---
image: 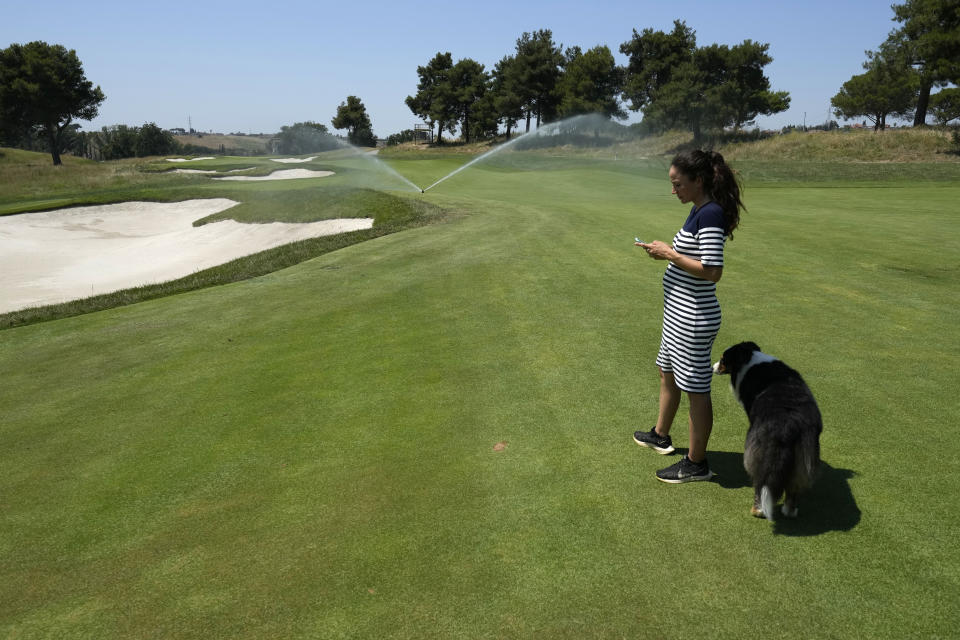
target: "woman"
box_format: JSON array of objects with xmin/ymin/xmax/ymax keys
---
[{"xmin": 633, "ymin": 149, "xmax": 744, "ymax": 483}]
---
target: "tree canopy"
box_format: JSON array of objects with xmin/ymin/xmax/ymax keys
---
[
  {"xmin": 331, "ymin": 96, "xmax": 376, "ymax": 147},
  {"xmin": 831, "ymin": 45, "xmax": 918, "ymax": 130},
  {"xmin": 890, "ymin": 0, "xmax": 960, "ymax": 125},
  {"xmin": 405, "ymin": 52, "xmax": 456, "ymax": 143},
  {"xmin": 272, "ymin": 121, "xmax": 338, "ymax": 155},
  {"xmin": 557, "ymin": 45, "xmax": 626, "ymax": 120},
  {"xmin": 929, "ymin": 86, "xmax": 960, "ymax": 125},
  {"xmin": 619, "ymin": 21, "xmax": 788, "ymax": 141},
  {"xmin": 0, "ymin": 41, "xmax": 105, "ymax": 165},
  {"xmin": 511, "ymin": 30, "xmax": 564, "ymax": 131}
]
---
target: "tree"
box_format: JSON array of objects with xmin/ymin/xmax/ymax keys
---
[
  {"xmin": 557, "ymin": 45, "xmax": 626, "ymax": 120},
  {"xmin": 272, "ymin": 121, "xmax": 337, "ymax": 155},
  {"xmin": 135, "ymin": 122, "xmax": 177, "ymax": 157},
  {"xmin": 621, "ymin": 23, "xmax": 787, "ymax": 139},
  {"xmin": 620, "ymin": 20, "xmax": 697, "ymax": 124},
  {"xmin": 890, "ymin": 0, "xmax": 960, "ymax": 125},
  {"xmin": 512, "ymin": 30, "xmax": 564, "ymax": 131},
  {"xmin": 491, "ymin": 55, "xmax": 525, "ymax": 139},
  {"xmin": 331, "ymin": 96, "xmax": 376, "ymax": 147},
  {"xmin": 446, "ymin": 58, "xmax": 490, "ymax": 143},
  {"xmin": 0, "ymin": 41, "xmax": 105, "ymax": 165},
  {"xmin": 98, "ymin": 125, "xmax": 138, "ymax": 160},
  {"xmin": 831, "ymin": 48, "xmax": 918, "ymax": 130},
  {"xmin": 405, "ymin": 52, "xmax": 456, "ymax": 143},
  {"xmin": 718, "ymin": 40, "xmax": 791, "ymax": 130},
  {"xmin": 929, "ymin": 87, "xmax": 960, "ymax": 125}
]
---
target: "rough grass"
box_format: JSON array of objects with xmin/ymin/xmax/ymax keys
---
[
  {"xmin": 382, "ymin": 126, "xmax": 960, "ymax": 163},
  {"xmin": 721, "ymin": 126, "xmax": 959, "ymax": 162}
]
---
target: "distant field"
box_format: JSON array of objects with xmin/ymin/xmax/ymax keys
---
[{"xmin": 173, "ymin": 133, "xmax": 272, "ymax": 153}]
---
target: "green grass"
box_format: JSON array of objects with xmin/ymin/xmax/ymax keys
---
[
  {"xmin": 0, "ymin": 149, "xmax": 446, "ymax": 328},
  {"xmin": 1, "ymin": 144, "xmax": 958, "ymax": 638}
]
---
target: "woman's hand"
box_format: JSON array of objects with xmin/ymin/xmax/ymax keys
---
[{"xmin": 638, "ymin": 240, "xmax": 675, "ymax": 261}]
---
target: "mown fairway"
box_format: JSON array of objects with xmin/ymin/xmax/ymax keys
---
[{"xmin": 1, "ymin": 148, "xmax": 958, "ymax": 638}]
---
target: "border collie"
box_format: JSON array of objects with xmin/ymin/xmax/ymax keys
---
[{"xmin": 713, "ymin": 342, "xmax": 823, "ymax": 521}]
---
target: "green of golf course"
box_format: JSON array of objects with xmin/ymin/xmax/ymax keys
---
[{"xmin": 1, "ymin": 141, "xmax": 958, "ymax": 638}]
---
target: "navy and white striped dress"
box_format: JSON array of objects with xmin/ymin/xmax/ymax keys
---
[{"xmin": 655, "ymin": 202, "xmax": 726, "ymax": 393}]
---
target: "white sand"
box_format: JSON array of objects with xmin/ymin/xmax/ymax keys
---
[
  {"xmin": 165, "ymin": 157, "xmax": 215, "ymax": 162},
  {"xmin": 271, "ymin": 156, "xmax": 317, "ymax": 163},
  {"xmin": 0, "ymin": 199, "xmax": 373, "ymax": 313},
  {"xmin": 214, "ymin": 169, "xmax": 335, "ymax": 181},
  {"xmin": 172, "ymin": 168, "xmax": 254, "ymax": 174}
]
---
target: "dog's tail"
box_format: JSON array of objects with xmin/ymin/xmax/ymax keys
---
[{"xmin": 760, "ymin": 486, "xmax": 775, "ymax": 521}]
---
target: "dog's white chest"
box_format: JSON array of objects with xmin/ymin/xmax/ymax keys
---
[{"xmin": 733, "ymin": 351, "xmax": 778, "ymax": 398}]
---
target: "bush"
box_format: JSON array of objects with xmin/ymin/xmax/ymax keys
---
[
  {"xmin": 272, "ymin": 122, "xmax": 340, "ymax": 155},
  {"xmin": 387, "ymin": 129, "xmax": 416, "ymax": 146}
]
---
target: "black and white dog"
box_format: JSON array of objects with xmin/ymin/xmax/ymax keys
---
[{"xmin": 713, "ymin": 342, "xmax": 823, "ymax": 521}]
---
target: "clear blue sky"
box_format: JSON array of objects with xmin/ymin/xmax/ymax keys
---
[{"xmin": 2, "ymin": 0, "xmax": 905, "ymax": 137}]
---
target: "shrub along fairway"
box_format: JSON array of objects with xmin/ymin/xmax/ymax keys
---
[{"xmin": 1, "ymin": 146, "xmax": 958, "ymax": 638}]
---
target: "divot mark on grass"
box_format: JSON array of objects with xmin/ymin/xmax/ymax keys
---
[{"xmin": 493, "ymin": 441, "xmax": 507, "ymax": 452}]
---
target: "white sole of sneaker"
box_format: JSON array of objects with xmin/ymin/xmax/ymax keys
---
[
  {"xmin": 633, "ymin": 436, "xmax": 675, "ymax": 455},
  {"xmin": 656, "ymin": 471, "xmax": 715, "ymax": 484}
]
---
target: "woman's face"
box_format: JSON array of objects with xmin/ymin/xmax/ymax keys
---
[{"xmin": 669, "ymin": 165, "xmax": 704, "ymax": 205}]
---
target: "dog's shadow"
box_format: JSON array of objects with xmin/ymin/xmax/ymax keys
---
[{"xmin": 706, "ymin": 450, "xmax": 861, "ymax": 536}]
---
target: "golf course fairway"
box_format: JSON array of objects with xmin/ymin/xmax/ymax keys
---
[{"xmin": 1, "ymin": 150, "xmax": 958, "ymax": 638}]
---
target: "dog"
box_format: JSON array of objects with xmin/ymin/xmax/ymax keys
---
[{"xmin": 713, "ymin": 342, "xmax": 822, "ymax": 521}]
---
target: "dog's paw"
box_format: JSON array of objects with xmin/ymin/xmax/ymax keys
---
[
  {"xmin": 750, "ymin": 505, "xmax": 766, "ymax": 518},
  {"xmin": 781, "ymin": 505, "xmax": 798, "ymax": 518}
]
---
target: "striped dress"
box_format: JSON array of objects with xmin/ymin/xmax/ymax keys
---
[{"xmin": 655, "ymin": 202, "xmax": 727, "ymax": 393}]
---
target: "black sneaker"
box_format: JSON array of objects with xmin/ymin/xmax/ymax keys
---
[
  {"xmin": 633, "ymin": 427, "xmax": 675, "ymax": 454},
  {"xmin": 656, "ymin": 456, "xmax": 714, "ymax": 483}
]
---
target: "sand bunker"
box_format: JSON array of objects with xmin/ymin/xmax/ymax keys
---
[
  {"xmin": 0, "ymin": 199, "xmax": 373, "ymax": 313},
  {"xmin": 172, "ymin": 168, "xmax": 254, "ymax": 175},
  {"xmin": 166, "ymin": 157, "xmax": 215, "ymax": 162},
  {"xmin": 271, "ymin": 156, "xmax": 317, "ymax": 163},
  {"xmin": 214, "ymin": 169, "xmax": 335, "ymax": 181}
]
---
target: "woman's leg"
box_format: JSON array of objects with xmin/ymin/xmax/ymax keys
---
[
  {"xmin": 656, "ymin": 367, "xmax": 682, "ymax": 436},
  {"xmin": 686, "ymin": 391, "xmax": 713, "ymax": 463}
]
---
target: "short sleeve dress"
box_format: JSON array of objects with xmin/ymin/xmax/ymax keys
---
[{"xmin": 655, "ymin": 201, "xmax": 726, "ymax": 393}]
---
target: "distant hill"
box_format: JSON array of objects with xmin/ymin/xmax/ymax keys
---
[{"xmin": 172, "ymin": 133, "xmax": 272, "ymax": 153}]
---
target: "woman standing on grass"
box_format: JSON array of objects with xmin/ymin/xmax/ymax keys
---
[{"xmin": 633, "ymin": 149, "xmax": 744, "ymax": 483}]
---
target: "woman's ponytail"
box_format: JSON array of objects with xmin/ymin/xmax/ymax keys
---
[{"xmin": 671, "ymin": 149, "xmax": 745, "ymax": 239}]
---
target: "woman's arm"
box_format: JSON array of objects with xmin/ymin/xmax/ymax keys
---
[{"xmin": 638, "ymin": 240, "xmax": 723, "ymax": 283}]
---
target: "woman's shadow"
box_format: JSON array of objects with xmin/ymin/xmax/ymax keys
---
[{"xmin": 708, "ymin": 450, "xmax": 861, "ymax": 536}]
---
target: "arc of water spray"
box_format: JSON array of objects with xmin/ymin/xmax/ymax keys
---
[
  {"xmin": 421, "ymin": 131, "xmax": 530, "ymax": 193},
  {"xmin": 331, "ymin": 138, "xmax": 423, "ymax": 193},
  {"xmin": 421, "ymin": 115, "xmax": 605, "ymax": 193}
]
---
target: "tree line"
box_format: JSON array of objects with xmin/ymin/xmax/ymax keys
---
[
  {"xmin": 831, "ymin": 0, "xmax": 959, "ymax": 130},
  {"xmin": 2, "ymin": 2, "xmax": 956, "ymax": 165},
  {"xmin": 0, "ymin": 39, "xmax": 381, "ymax": 164},
  {"xmin": 405, "ymin": 23, "xmax": 790, "ymax": 144}
]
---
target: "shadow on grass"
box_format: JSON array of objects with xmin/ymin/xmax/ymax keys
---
[{"xmin": 706, "ymin": 450, "xmax": 861, "ymax": 536}]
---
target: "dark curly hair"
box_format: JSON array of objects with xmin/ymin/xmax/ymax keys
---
[{"xmin": 671, "ymin": 149, "xmax": 744, "ymax": 239}]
